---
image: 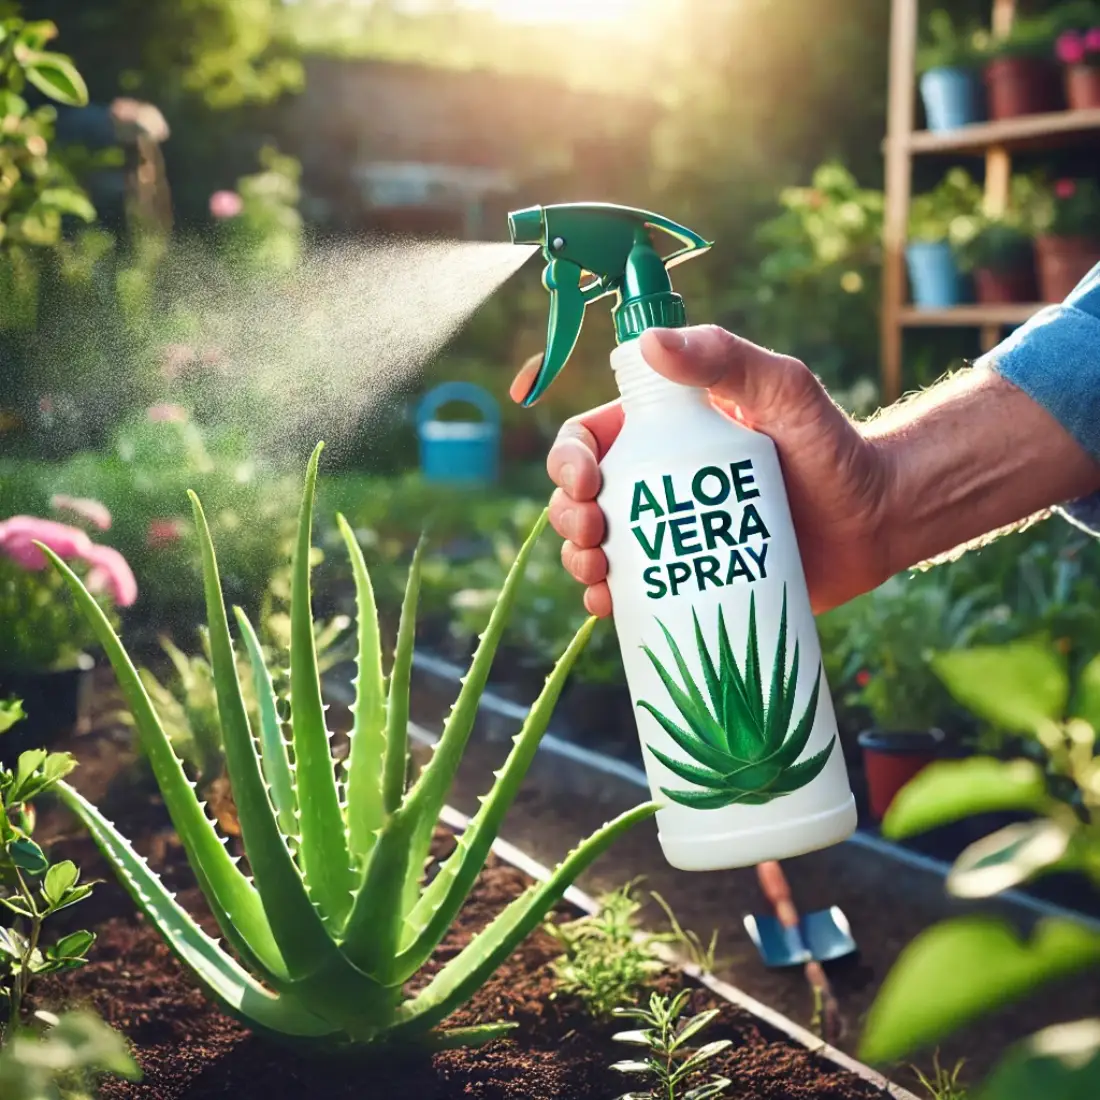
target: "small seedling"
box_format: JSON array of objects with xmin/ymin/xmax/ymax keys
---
[
  {"xmin": 0, "ymin": 723, "xmax": 96, "ymax": 1042},
  {"xmin": 650, "ymin": 892, "xmax": 718, "ymax": 974},
  {"xmin": 610, "ymin": 990, "xmax": 731, "ymax": 1100},
  {"xmin": 911, "ymin": 1052, "xmax": 967, "ymax": 1100}
]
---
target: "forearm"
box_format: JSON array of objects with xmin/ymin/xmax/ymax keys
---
[{"xmin": 863, "ymin": 363, "xmax": 1100, "ymax": 576}]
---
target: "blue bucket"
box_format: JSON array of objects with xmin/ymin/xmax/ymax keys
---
[
  {"xmin": 417, "ymin": 382, "xmax": 500, "ymax": 485},
  {"xmin": 920, "ymin": 68, "xmax": 983, "ymax": 132},
  {"xmin": 906, "ymin": 241, "xmax": 965, "ymax": 309}
]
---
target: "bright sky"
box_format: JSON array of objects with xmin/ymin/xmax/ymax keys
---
[{"xmin": 458, "ymin": 0, "xmax": 645, "ymax": 23}]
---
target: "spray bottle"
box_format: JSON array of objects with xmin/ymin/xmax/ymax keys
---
[{"xmin": 508, "ymin": 203, "xmax": 856, "ymax": 871}]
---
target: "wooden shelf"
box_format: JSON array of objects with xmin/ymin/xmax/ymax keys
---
[
  {"xmin": 899, "ymin": 303, "xmax": 1050, "ymax": 327},
  {"xmin": 899, "ymin": 107, "xmax": 1100, "ymax": 156}
]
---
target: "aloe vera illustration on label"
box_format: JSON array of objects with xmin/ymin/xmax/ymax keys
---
[{"xmin": 637, "ymin": 588, "xmax": 835, "ymax": 811}]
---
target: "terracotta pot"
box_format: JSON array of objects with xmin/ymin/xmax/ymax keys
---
[
  {"xmin": 1065, "ymin": 64, "xmax": 1100, "ymax": 110},
  {"xmin": 0, "ymin": 654, "xmax": 95, "ymax": 764},
  {"xmin": 984, "ymin": 57, "xmax": 1062, "ymax": 119},
  {"xmin": 975, "ymin": 264, "xmax": 1038, "ymax": 304},
  {"xmin": 858, "ymin": 728, "xmax": 945, "ymax": 822},
  {"xmin": 1035, "ymin": 235, "xmax": 1100, "ymax": 302}
]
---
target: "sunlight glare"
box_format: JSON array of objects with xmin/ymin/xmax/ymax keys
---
[{"xmin": 463, "ymin": 0, "xmax": 645, "ymax": 24}]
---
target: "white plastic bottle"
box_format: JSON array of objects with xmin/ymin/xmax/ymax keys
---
[{"xmin": 598, "ymin": 340, "xmax": 857, "ymax": 871}]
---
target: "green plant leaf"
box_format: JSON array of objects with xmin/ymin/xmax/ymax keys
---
[
  {"xmin": 860, "ymin": 916, "xmax": 1100, "ymax": 1063},
  {"xmin": 931, "ymin": 641, "xmax": 1069, "ymax": 734},
  {"xmin": 683, "ymin": 1080, "xmax": 731, "ymax": 1100},
  {"xmin": 38, "ymin": 187, "xmax": 95, "ymax": 221},
  {"xmin": 764, "ymin": 589, "xmax": 789, "ymax": 745},
  {"xmin": 977, "ymin": 1019, "xmax": 1100, "ymax": 1100},
  {"xmin": 641, "ymin": 642, "xmax": 732, "ymax": 759},
  {"xmin": 655, "ymin": 618, "xmax": 722, "ymax": 749},
  {"xmin": 49, "ymin": 929, "xmax": 94, "ymax": 960},
  {"xmin": 1071, "ymin": 656, "xmax": 1100, "ymax": 731},
  {"xmin": 947, "ymin": 819, "xmax": 1073, "ymax": 899},
  {"xmin": 287, "ymin": 443, "xmax": 355, "ymax": 926},
  {"xmin": 10, "ymin": 837, "xmax": 48, "ymax": 874},
  {"xmin": 23, "ymin": 50, "xmax": 88, "ymax": 106},
  {"xmin": 0, "ymin": 699, "xmax": 25, "ymax": 735},
  {"xmin": 234, "ymin": 607, "xmax": 299, "ymax": 842},
  {"xmin": 715, "ymin": 606, "xmax": 764, "ymax": 756},
  {"xmin": 637, "ymin": 700, "xmax": 740, "ymax": 774},
  {"xmin": 336, "ymin": 514, "xmax": 386, "ymax": 864},
  {"xmin": 883, "ymin": 757, "xmax": 1049, "ymax": 840},
  {"xmin": 42, "ymin": 860, "xmax": 78, "ymax": 905}
]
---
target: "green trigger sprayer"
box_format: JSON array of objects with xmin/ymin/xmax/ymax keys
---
[
  {"xmin": 507, "ymin": 203, "xmax": 711, "ymax": 406},
  {"xmin": 507, "ymin": 202, "xmax": 857, "ymax": 872}
]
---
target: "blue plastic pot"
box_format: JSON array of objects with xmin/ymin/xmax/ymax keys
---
[
  {"xmin": 417, "ymin": 381, "xmax": 500, "ymax": 485},
  {"xmin": 920, "ymin": 67, "xmax": 983, "ymax": 132},
  {"xmin": 906, "ymin": 241, "xmax": 965, "ymax": 309}
]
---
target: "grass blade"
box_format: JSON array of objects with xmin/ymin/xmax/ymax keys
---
[
  {"xmin": 190, "ymin": 491, "xmax": 336, "ymax": 975},
  {"xmin": 337, "ymin": 514, "xmax": 386, "ymax": 864},
  {"xmin": 234, "ymin": 607, "xmax": 298, "ymax": 843},
  {"xmin": 39, "ymin": 544, "xmax": 288, "ymax": 984},
  {"xmin": 289, "ymin": 443, "xmax": 355, "ymax": 926}
]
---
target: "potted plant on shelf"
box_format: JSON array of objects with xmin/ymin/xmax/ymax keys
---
[
  {"xmin": 1033, "ymin": 176, "xmax": 1100, "ymax": 302},
  {"xmin": 1055, "ymin": 24, "xmax": 1100, "ymax": 108},
  {"xmin": 957, "ymin": 221, "xmax": 1037, "ymax": 304},
  {"xmin": 906, "ymin": 168, "xmax": 982, "ymax": 309},
  {"xmin": 917, "ymin": 10, "xmax": 986, "ymax": 132},
  {"xmin": 0, "ymin": 514, "xmax": 137, "ymax": 758},
  {"xmin": 981, "ymin": 13, "xmax": 1062, "ymax": 119}
]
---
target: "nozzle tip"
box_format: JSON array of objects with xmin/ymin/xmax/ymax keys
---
[{"xmin": 508, "ymin": 206, "xmax": 544, "ymax": 247}]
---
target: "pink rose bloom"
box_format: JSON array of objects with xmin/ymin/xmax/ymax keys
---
[
  {"xmin": 147, "ymin": 403, "xmax": 189, "ymax": 424},
  {"xmin": 82, "ymin": 544, "xmax": 138, "ymax": 608},
  {"xmin": 1086, "ymin": 27, "xmax": 1100, "ymax": 53},
  {"xmin": 147, "ymin": 518, "xmax": 185, "ymax": 548},
  {"xmin": 1056, "ymin": 179, "xmax": 1078, "ymax": 200},
  {"xmin": 50, "ymin": 494, "xmax": 112, "ymax": 531},
  {"xmin": 209, "ymin": 190, "xmax": 243, "ymax": 219},
  {"xmin": 1057, "ymin": 31, "xmax": 1087, "ymax": 65},
  {"xmin": 0, "ymin": 516, "xmax": 93, "ymax": 569}
]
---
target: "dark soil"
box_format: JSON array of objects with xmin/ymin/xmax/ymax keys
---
[{"xmin": 29, "ymin": 669, "xmax": 893, "ymax": 1099}]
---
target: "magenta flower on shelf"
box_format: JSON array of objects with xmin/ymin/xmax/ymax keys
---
[
  {"xmin": 82, "ymin": 544, "xmax": 138, "ymax": 608},
  {"xmin": 1057, "ymin": 31, "xmax": 1087, "ymax": 66},
  {"xmin": 147, "ymin": 403, "xmax": 189, "ymax": 424},
  {"xmin": 1056, "ymin": 179, "xmax": 1078, "ymax": 200},
  {"xmin": 209, "ymin": 190, "xmax": 243, "ymax": 219},
  {"xmin": 50, "ymin": 494, "xmax": 112, "ymax": 531},
  {"xmin": 0, "ymin": 516, "xmax": 93, "ymax": 570},
  {"xmin": 147, "ymin": 518, "xmax": 186, "ymax": 549},
  {"xmin": 1086, "ymin": 28, "xmax": 1100, "ymax": 53}
]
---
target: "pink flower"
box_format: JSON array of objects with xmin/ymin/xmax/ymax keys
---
[
  {"xmin": 209, "ymin": 190, "xmax": 243, "ymax": 219},
  {"xmin": 1057, "ymin": 31, "xmax": 1087, "ymax": 65},
  {"xmin": 50, "ymin": 494, "xmax": 112, "ymax": 531},
  {"xmin": 1086, "ymin": 28, "xmax": 1100, "ymax": 53},
  {"xmin": 855, "ymin": 670, "xmax": 872, "ymax": 688},
  {"xmin": 82, "ymin": 544, "xmax": 138, "ymax": 608},
  {"xmin": 1056, "ymin": 179, "xmax": 1078, "ymax": 200},
  {"xmin": 147, "ymin": 518, "xmax": 185, "ymax": 548},
  {"xmin": 0, "ymin": 517, "xmax": 93, "ymax": 569},
  {"xmin": 147, "ymin": 403, "xmax": 188, "ymax": 424}
]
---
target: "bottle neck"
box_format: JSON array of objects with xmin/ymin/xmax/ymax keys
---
[{"xmin": 611, "ymin": 338, "xmax": 710, "ymax": 416}]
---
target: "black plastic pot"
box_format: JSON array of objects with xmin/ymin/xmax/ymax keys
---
[{"xmin": 0, "ymin": 654, "xmax": 95, "ymax": 763}]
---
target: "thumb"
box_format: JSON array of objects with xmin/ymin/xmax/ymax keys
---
[{"xmin": 639, "ymin": 326, "xmax": 817, "ymax": 425}]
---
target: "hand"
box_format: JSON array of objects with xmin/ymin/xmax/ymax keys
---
[{"xmin": 523, "ymin": 326, "xmax": 894, "ymax": 618}]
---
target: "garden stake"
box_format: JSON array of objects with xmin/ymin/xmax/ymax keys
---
[{"xmin": 509, "ymin": 203, "xmax": 857, "ymax": 871}]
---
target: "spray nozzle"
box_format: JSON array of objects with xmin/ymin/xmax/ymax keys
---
[{"xmin": 507, "ymin": 203, "xmax": 712, "ymax": 406}]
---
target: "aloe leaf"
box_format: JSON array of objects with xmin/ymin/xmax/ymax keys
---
[
  {"xmin": 39, "ymin": 545, "xmax": 288, "ymax": 984},
  {"xmin": 742, "ymin": 593, "xmax": 765, "ymax": 725},
  {"xmin": 659, "ymin": 785, "xmax": 773, "ymax": 810},
  {"xmin": 646, "ymin": 745, "xmax": 733, "ymax": 791},
  {"xmin": 765, "ymin": 738, "xmax": 836, "ymax": 794},
  {"xmin": 768, "ymin": 672, "xmax": 823, "ymax": 772},
  {"xmin": 640, "ymin": 646, "xmax": 733, "ymax": 758},
  {"xmin": 692, "ymin": 610, "xmax": 723, "ymax": 732},
  {"xmin": 764, "ymin": 588, "xmax": 788, "ymax": 747},
  {"xmin": 715, "ymin": 607, "xmax": 765, "ymax": 757},
  {"xmin": 336, "ymin": 514, "xmax": 386, "ymax": 864},
  {"xmin": 234, "ymin": 607, "xmax": 298, "ymax": 842},
  {"xmin": 190, "ymin": 492, "xmax": 337, "ymax": 975},
  {"xmin": 399, "ymin": 510, "xmax": 550, "ymax": 862},
  {"xmin": 655, "ymin": 619, "xmax": 722, "ymax": 749},
  {"xmin": 393, "ymin": 618, "xmax": 598, "ymax": 981},
  {"xmin": 637, "ymin": 702, "xmax": 737, "ymax": 774},
  {"xmin": 383, "ymin": 537, "xmax": 425, "ymax": 814},
  {"xmin": 56, "ymin": 783, "xmax": 336, "ymax": 1039},
  {"xmin": 774, "ymin": 640, "xmax": 801, "ymax": 747},
  {"xmin": 387, "ymin": 802, "xmax": 659, "ymax": 1039},
  {"xmin": 417, "ymin": 1024, "xmax": 517, "ymax": 1051},
  {"xmin": 289, "ymin": 443, "xmax": 355, "ymax": 926}
]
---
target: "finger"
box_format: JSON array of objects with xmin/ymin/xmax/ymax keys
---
[
  {"xmin": 547, "ymin": 401, "xmax": 623, "ymax": 502},
  {"xmin": 561, "ymin": 541, "xmax": 608, "ymax": 587},
  {"xmin": 549, "ymin": 489, "xmax": 606, "ymax": 549},
  {"xmin": 639, "ymin": 326, "xmax": 817, "ymax": 425},
  {"xmin": 584, "ymin": 581, "xmax": 613, "ymax": 619}
]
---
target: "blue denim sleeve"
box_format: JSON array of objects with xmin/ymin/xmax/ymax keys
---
[{"xmin": 974, "ymin": 262, "xmax": 1100, "ymax": 535}]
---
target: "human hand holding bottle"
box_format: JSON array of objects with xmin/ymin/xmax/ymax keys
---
[{"xmin": 514, "ymin": 324, "xmax": 1100, "ymax": 618}]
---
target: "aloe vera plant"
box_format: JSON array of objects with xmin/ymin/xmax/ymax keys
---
[
  {"xmin": 638, "ymin": 588, "xmax": 835, "ymax": 810},
  {"xmin": 39, "ymin": 444, "xmax": 657, "ymax": 1048}
]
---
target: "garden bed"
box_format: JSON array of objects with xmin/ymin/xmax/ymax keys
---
[{"xmin": 29, "ymin": 670, "xmax": 913, "ymax": 1100}]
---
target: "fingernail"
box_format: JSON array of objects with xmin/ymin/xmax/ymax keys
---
[
  {"xmin": 650, "ymin": 328, "xmax": 687, "ymax": 353},
  {"xmin": 561, "ymin": 463, "xmax": 577, "ymax": 494}
]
